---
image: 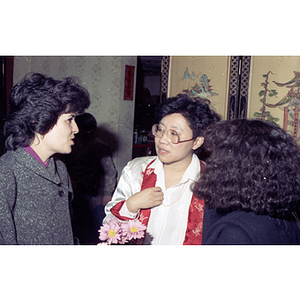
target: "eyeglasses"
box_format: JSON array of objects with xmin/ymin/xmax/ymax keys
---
[{"xmin": 151, "ymin": 124, "xmax": 195, "ymax": 144}]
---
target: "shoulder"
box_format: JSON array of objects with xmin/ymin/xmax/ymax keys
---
[
  {"xmin": 118, "ymin": 156, "xmax": 157, "ymax": 183},
  {"xmin": 203, "ymin": 209, "xmax": 279, "ymax": 244},
  {"xmin": 0, "ymin": 150, "xmax": 17, "ymax": 171},
  {"xmin": 0, "ymin": 151, "xmax": 18, "ymax": 192},
  {"xmin": 0, "ymin": 150, "xmax": 13, "ymax": 163},
  {"xmin": 0, "ymin": 148, "xmax": 34, "ymax": 167},
  {"xmin": 124, "ymin": 156, "xmax": 157, "ymax": 172}
]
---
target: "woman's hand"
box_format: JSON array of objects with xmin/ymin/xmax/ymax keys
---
[{"xmin": 126, "ymin": 187, "xmax": 164, "ymax": 213}]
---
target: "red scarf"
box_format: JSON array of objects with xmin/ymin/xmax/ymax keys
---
[{"xmin": 111, "ymin": 159, "xmax": 205, "ymax": 245}]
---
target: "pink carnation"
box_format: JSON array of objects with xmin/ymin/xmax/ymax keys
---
[{"xmin": 121, "ymin": 219, "xmax": 146, "ymax": 241}]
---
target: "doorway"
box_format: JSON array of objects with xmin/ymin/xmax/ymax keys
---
[{"xmin": 132, "ymin": 56, "xmax": 162, "ymax": 158}]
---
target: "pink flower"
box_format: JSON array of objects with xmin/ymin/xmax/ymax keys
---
[
  {"xmin": 121, "ymin": 219, "xmax": 146, "ymax": 241},
  {"xmin": 97, "ymin": 242, "xmax": 108, "ymax": 245},
  {"xmin": 98, "ymin": 217, "xmax": 146, "ymax": 244},
  {"xmin": 98, "ymin": 221, "xmax": 122, "ymax": 245}
]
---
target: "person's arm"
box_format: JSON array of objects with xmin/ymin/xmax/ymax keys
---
[
  {"xmin": 103, "ymin": 162, "xmax": 140, "ymax": 222},
  {"xmin": 103, "ymin": 159, "xmax": 163, "ymax": 223}
]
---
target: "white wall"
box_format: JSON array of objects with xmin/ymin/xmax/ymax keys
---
[{"xmin": 13, "ymin": 56, "xmax": 137, "ymax": 178}]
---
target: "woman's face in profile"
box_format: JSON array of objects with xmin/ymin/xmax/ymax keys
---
[{"xmin": 42, "ymin": 113, "xmax": 79, "ymax": 156}]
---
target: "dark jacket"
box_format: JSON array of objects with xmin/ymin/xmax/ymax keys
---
[
  {"xmin": 0, "ymin": 147, "xmax": 74, "ymax": 245},
  {"xmin": 202, "ymin": 207, "xmax": 300, "ymax": 245}
]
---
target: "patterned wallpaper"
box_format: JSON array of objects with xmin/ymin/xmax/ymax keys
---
[{"xmin": 13, "ymin": 56, "xmax": 137, "ymax": 178}]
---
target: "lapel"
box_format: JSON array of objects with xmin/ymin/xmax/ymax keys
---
[
  {"xmin": 14, "ymin": 148, "xmax": 62, "ymax": 185},
  {"xmin": 138, "ymin": 159, "xmax": 156, "ymax": 227}
]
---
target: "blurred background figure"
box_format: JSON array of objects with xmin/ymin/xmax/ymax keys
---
[
  {"xmin": 61, "ymin": 113, "xmax": 117, "ymax": 245},
  {"xmin": 194, "ymin": 119, "xmax": 300, "ymax": 245}
]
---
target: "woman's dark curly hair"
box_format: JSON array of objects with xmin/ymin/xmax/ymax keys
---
[
  {"xmin": 194, "ymin": 119, "xmax": 300, "ymax": 219},
  {"xmin": 4, "ymin": 72, "xmax": 90, "ymax": 150},
  {"xmin": 155, "ymin": 93, "xmax": 221, "ymax": 138}
]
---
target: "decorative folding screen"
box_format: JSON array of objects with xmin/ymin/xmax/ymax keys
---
[
  {"xmin": 164, "ymin": 56, "xmax": 252, "ymax": 121},
  {"xmin": 163, "ymin": 56, "xmax": 300, "ymax": 141},
  {"xmin": 247, "ymin": 56, "xmax": 300, "ymax": 142}
]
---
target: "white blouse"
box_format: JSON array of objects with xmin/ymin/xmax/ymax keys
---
[{"xmin": 104, "ymin": 154, "xmax": 201, "ymax": 245}]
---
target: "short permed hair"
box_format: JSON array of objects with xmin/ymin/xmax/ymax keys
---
[
  {"xmin": 155, "ymin": 93, "xmax": 221, "ymax": 138},
  {"xmin": 4, "ymin": 73, "xmax": 90, "ymax": 150},
  {"xmin": 194, "ymin": 119, "xmax": 300, "ymax": 219}
]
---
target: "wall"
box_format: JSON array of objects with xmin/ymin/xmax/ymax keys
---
[{"xmin": 13, "ymin": 56, "xmax": 137, "ymax": 178}]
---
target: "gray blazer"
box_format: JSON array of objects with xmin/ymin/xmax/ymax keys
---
[{"xmin": 0, "ymin": 147, "xmax": 74, "ymax": 245}]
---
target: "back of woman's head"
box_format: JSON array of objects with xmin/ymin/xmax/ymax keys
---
[
  {"xmin": 194, "ymin": 119, "xmax": 300, "ymax": 219},
  {"xmin": 155, "ymin": 93, "xmax": 221, "ymax": 138},
  {"xmin": 75, "ymin": 113, "xmax": 97, "ymax": 139},
  {"xmin": 4, "ymin": 73, "xmax": 90, "ymax": 150}
]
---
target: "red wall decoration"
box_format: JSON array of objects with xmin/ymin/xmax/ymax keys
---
[{"xmin": 124, "ymin": 65, "xmax": 135, "ymax": 100}]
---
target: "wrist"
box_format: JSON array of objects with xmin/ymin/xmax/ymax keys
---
[{"xmin": 126, "ymin": 198, "xmax": 139, "ymax": 214}]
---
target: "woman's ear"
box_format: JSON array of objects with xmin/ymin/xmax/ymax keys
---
[{"xmin": 192, "ymin": 136, "xmax": 204, "ymax": 151}]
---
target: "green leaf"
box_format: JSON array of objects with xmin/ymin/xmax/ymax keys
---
[
  {"xmin": 253, "ymin": 112, "xmax": 262, "ymax": 117},
  {"xmin": 266, "ymin": 115, "xmax": 279, "ymax": 123}
]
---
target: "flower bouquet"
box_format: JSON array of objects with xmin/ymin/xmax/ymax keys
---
[{"xmin": 98, "ymin": 216, "xmax": 146, "ymax": 245}]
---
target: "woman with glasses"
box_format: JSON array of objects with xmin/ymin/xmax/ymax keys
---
[{"xmin": 104, "ymin": 93, "xmax": 220, "ymax": 244}]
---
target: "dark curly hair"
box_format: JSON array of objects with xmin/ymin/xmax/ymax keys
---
[
  {"xmin": 194, "ymin": 119, "xmax": 300, "ymax": 219},
  {"xmin": 4, "ymin": 73, "xmax": 90, "ymax": 150},
  {"xmin": 155, "ymin": 93, "xmax": 221, "ymax": 138}
]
